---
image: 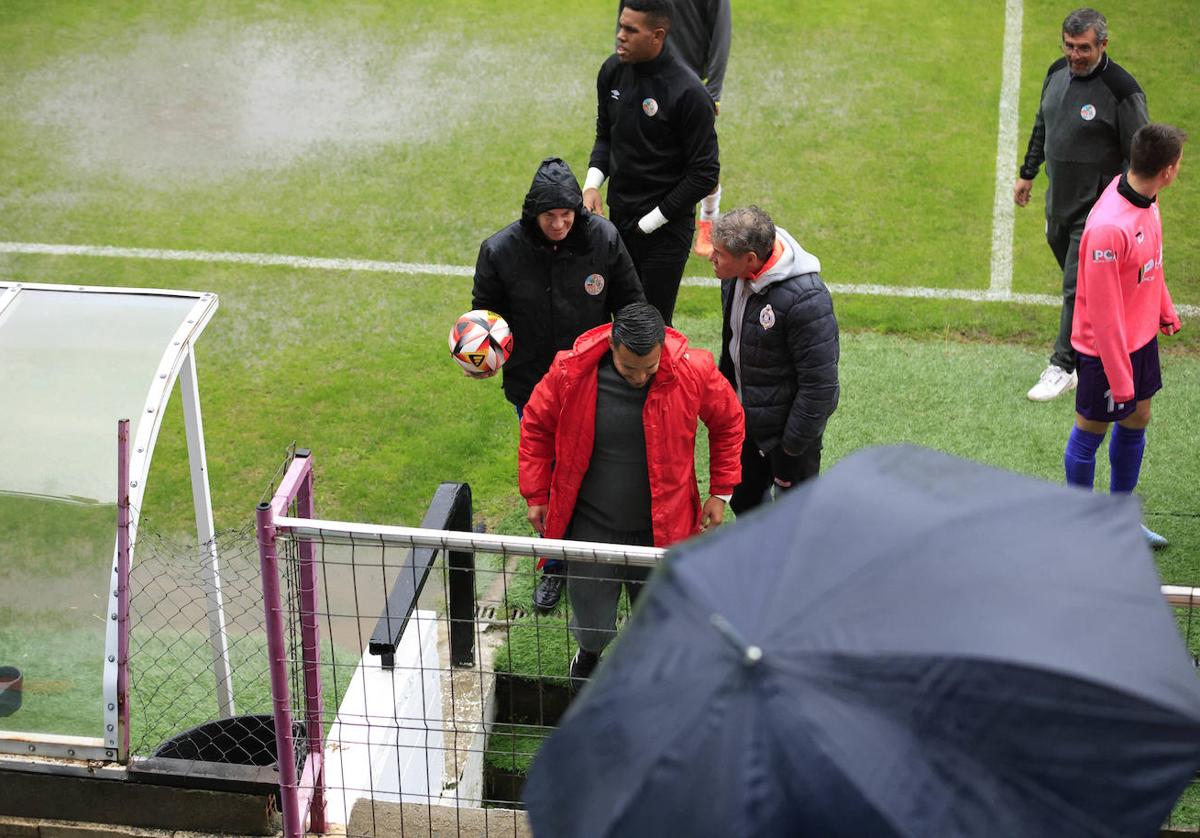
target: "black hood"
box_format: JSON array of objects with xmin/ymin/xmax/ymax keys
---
[{"xmin": 520, "ymin": 157, "xmax": 587, "ymax": 246}]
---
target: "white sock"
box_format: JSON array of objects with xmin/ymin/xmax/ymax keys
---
[{"xmin": 700, "ymin": 184, "xmax": 721, "ymax": 221}]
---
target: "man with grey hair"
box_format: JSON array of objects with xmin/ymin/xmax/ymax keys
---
[
  {"xmin": 710, "ymin": 206, "xmax": 839, "ymax": 514},
  {"xmin": 1015, "ymin": 7, "xmax": 1149, "ymax": 401}
]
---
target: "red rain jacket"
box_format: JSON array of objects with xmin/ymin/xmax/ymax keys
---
[{"xmin": 519, "ymin": 324, "xmax": 743, "ymax": 552}]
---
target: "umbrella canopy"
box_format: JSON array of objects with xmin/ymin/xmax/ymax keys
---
[{"xmin": 524, "ymin": 445, "xmax": 1200, "ymax": 838}]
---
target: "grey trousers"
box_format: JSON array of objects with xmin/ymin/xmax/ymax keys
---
[
  {"xmin": 1047, "ymin": 215, "xmax": 1088, "ymax": 373},
  {"xmin": 565, "ymin": 520, "xmax": 653, "ymax": 654}
]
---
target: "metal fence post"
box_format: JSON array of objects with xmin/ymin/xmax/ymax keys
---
[
  {"xmin": 257, "ymin": 501, "xmax": 301, "ymax": 838},
  {"xmin": 295, "ymin": 456, "xmax": 326, "ymax": 833},
  {"xmin": 447, "ymin": 484, "xmax": 476, "ymax": 667},
  {"xmin": 116, "ymin": 419, "xmax": 131, "ymax": 761}
]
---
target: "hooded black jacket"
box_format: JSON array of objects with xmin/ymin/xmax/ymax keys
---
[
  {"xmin": 472, "ymin": 158, "xmax": 645, "ymax": 408},
  {"xmin": 718, "ymin": 228, "xmax": 839, "ymax": 460}
]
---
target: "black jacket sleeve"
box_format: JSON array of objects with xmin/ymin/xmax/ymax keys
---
[
  {"xmin": 471, "ymin": 240, "xmax": 508, "ymax": 317},
  {"xmin": 658, "ymin": 85, "xmax": 720, "ymax": 220},
  {"xmin": 1019, "ymin": 60, "xmax": 1062, "ymax": 180},
  {"xmin": 781, "ymin": 283, "xmax": 839, "ymax": 453},
  {"xmin": 606, "ymin": 233, "xmax": 645, "ymax": 311},
  {"xmin": 588, "ymin": 61, "xmax": 615, "ymax": 177},
  {"xmin": 703, "ymin": 0, "xmax": 732, "ymax": 103}
]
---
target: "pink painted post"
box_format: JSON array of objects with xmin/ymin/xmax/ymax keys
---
[
  {"xmin": 116, "ymin": 419, "xmax": 131, "ymax": 760},
  {"xmin": 295, "ymin": 459, "xmax": 327, "ymax": 832},
  {"xmin": 257, "ymin": 501, "xmax": 302, "ymax": 838}
]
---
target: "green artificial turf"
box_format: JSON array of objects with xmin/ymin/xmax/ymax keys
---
[
  {"xmin": 2, "ymin": 0, "xmax": 1200, "ymax": 823},
  {"xmin": 484, "ymin": 722, "xmax": 551, "ymax": 778},
  {"xmin": 0, "ymin": 610, "xmax": 353, "ymax": 749}
]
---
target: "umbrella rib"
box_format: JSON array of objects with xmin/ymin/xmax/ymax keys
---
[
  {"xmin": 772, "ymin": 698, "xmax": 1120, "ymax": 838},
  {"xmin": 765, "ymin": 709, "xmax": 913, "ymax": 838},
  {"xmin": 779, "ymin": 491, "xmax": 1063, "ymax": 633},
  {"xmin": 594, "ymin": 665, "xmax": 758, "ymax": 836},
  {"xmin": 786, "ymin": 655, "xmax": 1154, "ymax": 837}
]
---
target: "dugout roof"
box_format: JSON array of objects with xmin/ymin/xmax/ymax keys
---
[
  {"xmin": 0, "ymin": 282, "xmax": 216, "ymax": 504},
  {"xmin": 0, "ymin": 281, "xmax": 220, "ymax": 761}
]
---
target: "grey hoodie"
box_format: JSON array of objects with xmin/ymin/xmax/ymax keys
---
[{"xmin": 727, "ymin": 227, "xmax": 821, "ymax": 398}]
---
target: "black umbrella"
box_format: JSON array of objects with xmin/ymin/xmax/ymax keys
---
[{"xmin": 525, "ymin": 445, "xmax": 1200, "ymax": 837}]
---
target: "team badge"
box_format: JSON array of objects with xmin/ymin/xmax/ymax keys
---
[
  {"xmin": 642, "ymin": 97, "xmax": 659, "ymax": 117},
  {"xmin": 584, "ymin": 273, "xmax": 605, "ymax": 295},
  {"xmin": 1080, "ymin": 104, "xmax": 1096, "ymax": 121},
  {"xmin": 759, "ymin": 305, "xmax": 776, "ymax": 329}
]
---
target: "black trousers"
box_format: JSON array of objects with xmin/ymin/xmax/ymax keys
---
[
  {"xmin": 1046, "ymin": 215, "xmax": 1087, "ymax": 373},
  {"xmin": 730, "ymin": 436, "xmax": 823, "ymax": 516},
  {"xmin": 612, "ymin": 212, "xmax": 695, "ymax": 326}
]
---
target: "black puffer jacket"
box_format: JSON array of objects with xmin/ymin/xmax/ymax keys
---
[
  {"xmin": 472, "ymin": 158, "xmax": 644, "ymax": 408},
  {"xmin": 718, "ymin": 227, "xmax": 839, "ymax": 456}
]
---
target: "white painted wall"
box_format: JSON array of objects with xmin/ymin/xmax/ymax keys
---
[{"xmin": 321, "ymin": 610, "xmax": 444, "ymax": 826}]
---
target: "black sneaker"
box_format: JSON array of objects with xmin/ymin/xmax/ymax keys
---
[
  {"xmin": 533, "ymin": 570, "xmax": 564, "ymax": 612},
  {"xmin": 569, "ymin": 648, "xmax": 600, "ymax": 691}
]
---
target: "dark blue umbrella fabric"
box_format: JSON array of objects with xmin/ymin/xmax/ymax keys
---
[{"xmin": 525, "ymin": 445, "xmax": 1200, "ymax": 838}]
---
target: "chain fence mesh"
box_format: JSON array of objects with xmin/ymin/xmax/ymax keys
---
[
  {"xmin": 127, "ymin": 523, "xmax": 281, "ymax": 760},
  {"xmin": 116, "ymin": 455, "xmax": 1200, "ymax": 837},
  {"xmin": 260, "ymin": 515, "xmax": 660, "ymax": 837}
]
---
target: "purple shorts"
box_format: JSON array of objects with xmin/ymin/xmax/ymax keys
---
[{"xmin": 1075, "ymin": 337, "xmax": 1162, "ymax": 421}]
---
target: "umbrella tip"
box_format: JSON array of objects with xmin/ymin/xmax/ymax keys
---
[{"xmin": 710, "ymin": 613, "xmax": 765, "ymax": 667}]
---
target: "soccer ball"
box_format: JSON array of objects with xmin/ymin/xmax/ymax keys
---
[{"xmin": 449, "ymin": 310, "xmax": 513, "ymax": 374}]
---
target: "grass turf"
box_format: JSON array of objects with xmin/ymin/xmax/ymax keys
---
[{"xmin": 2, "ymin": 0, "xmax": 1200, "ymax": 820}]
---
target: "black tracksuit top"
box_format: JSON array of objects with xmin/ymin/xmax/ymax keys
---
[{"xmin": 588, "ymin": 44, "xmax": 720, "ymax": 222}]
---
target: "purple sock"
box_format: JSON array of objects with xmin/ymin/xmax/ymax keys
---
[
  {"xmin": 1109, "ymin": 424, "xmax": 1146, "ymax": 494},
  {"xmin": 1064, "ymin": 426, "xmax": 1104, "ymax": 490}
]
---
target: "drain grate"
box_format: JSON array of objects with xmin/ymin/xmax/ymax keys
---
[
  {"xmin": 472, "ymin": 604, "xmax": 626, "ymax": 625},
  {"xmin": 475, "ymin": 604, "xmax": 528, "ymax": 623}
]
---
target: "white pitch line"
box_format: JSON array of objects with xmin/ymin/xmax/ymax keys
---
[
  {"xmin": 0, "ymin": 241, "xmax": 473, "ymax": 277},
  {"xmin": 2, "ymin": 240, "xmax": 1196, "ymax": 316},
  {"xmin": 680, "ymin": 275, "xmax": 1058, "ymax": 303},
  {"xmin": 988, "ymin": 0, "xmax": 1024, "ymax": 296}
]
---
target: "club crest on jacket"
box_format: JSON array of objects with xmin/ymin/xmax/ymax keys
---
[
  {"xmin": 584, "ymin": 274, "xmax": 605, "ymax": 295},
  {"xmin": 759, "ymin": 304, "xmax": 776, "ymax": 329}
]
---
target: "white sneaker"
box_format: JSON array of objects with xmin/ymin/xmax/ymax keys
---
[{"xmin": 1027, "ymin": 365, "xmax": 1078, "ymax": 401}]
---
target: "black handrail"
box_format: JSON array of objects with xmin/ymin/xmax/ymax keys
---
[{"xmin": 367, "ymin": 482, "xmax": 477, "ymax": 668}]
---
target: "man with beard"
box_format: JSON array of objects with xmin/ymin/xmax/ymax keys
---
[
  {"xmin": 470, "ymin": 157, "xmax": 644, "ymax": 612},
  {"xmin": 584, "ymin": 0, "xmax": 720, "ymax": 325},
  {"xmin": 519, "ymin": 302, "xmax": 742, "ymax": 687},
  {"xmin": 1015, "ymin": 8, "xmax": 1149, "ymax": 402}
]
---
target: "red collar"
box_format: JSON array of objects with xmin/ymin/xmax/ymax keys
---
[{"xmin": 746, "ymin": 238, "xmax": 785, "ymax": 281}]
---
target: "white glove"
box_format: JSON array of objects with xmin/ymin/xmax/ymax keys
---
[{"xmin": 637, "ymin": 207, "xmax": 668, "ymax": 234}]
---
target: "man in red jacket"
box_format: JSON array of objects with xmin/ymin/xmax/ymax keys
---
[{"xmin": 519, "ymin": 302, "xmax": 743, "ymax": 685}]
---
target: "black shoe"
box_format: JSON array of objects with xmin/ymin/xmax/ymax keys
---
[
  {"xmin": 569, "ymin": 649, "xmax": 600, "ymax": 691},
  {"xmin": 533, "ymin": 570, "xmax": 564, "ymax": 612}
]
